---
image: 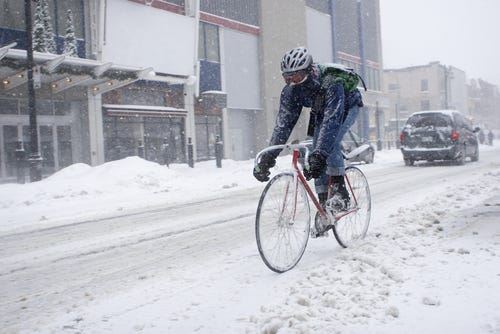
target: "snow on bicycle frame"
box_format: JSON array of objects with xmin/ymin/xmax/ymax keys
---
[{"xmin": 254, "ymin": 143, "xmax": 360, "ymax": 223}]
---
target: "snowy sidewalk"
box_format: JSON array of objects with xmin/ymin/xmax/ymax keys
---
[{"xmin": 247, "ymin": 176, "xmax": 500, "ymax": 334}]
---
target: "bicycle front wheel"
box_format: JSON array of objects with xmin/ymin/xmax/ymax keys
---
[
  {"xmin": 255, "ymin": 172, "xmax": 311, "ymax": 273},
  {"xmin": 333, "ymin": 166, "xmax": 371, "ymax": 248}
]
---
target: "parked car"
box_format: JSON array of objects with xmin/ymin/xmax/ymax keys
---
[
  {"xmin": 299, "ymin": 129, "xmax": 375, "ymax": 164},
  {"xmin": 400, "ymin": 110, "xmax": 480, "ymax": 166},
  {"xmin": 341, "ymin": 129, "xmax": 375, "ymax": 164}
]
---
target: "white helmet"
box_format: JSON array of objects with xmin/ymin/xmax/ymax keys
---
[{"xmin": 280, "ymin": 47, "xmax": 313, "ymax": 73}]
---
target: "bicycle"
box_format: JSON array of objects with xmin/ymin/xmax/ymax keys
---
[{"xmin": 254, "ymin": 143, "xmax": 371, "ymax": 273}]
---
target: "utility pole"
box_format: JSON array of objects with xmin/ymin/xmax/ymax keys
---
[
  {"xmin": 395, "ymin": 103, "xmax": 400, "ymax": 148},
  {"xmin": 375, "ymin": 101, "xmax": 382, "ymax": 151},
  {"xmin": 329, "ymin": 0, "xmax": 338, "ymax": 63},
  {"xmin": 24, "ymin": 0, "xmax": 43, "ymax": 181},
  {"xmin": 444, "ymin": 66, "xmax": 449, "ymax": 109},
  {"xmin": 357, "ymin": 0, "xmax": 369, "ymax": 141}
]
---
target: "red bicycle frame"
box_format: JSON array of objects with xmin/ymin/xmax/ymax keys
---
[{"xmin": 290, "ymin": 149, "xmax": 359, "ymax": 222}]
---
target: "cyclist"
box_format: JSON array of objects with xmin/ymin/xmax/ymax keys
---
[{"xmin": 253, "ymin": 47, "xmax": 364, "ymax": 218}]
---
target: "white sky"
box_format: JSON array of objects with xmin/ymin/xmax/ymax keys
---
[{"xmin": 379, "ymin": 0, "xmax": 500, "ymax": 86}]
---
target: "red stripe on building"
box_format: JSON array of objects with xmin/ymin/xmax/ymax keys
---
[
  {"xmin": 128, "ymin": 0, "xmax": 184, "ymax": 15},
  {"xmin": 200, "ymin": 13, "xmax": 260, "ymax": 35},
  {"xmin": 128, "ymin": 1, "xmax": 260, "ymax": 35},
  {"xmin": 338, "ymin": 51, "xmax": 380, "ymax": 69}
]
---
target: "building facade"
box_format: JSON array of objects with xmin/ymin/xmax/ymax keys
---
[
  {"xmin": 1, "ymin": 0, "xmax": 385, "ymax": 182},
  {"xmin": 0, "ymin": 0, "xmax": 196, "ymax": 181},
  {"xmin": 257, "ymin": 0, "xmax": 386, "ymax": 151},
  {"xmin": 384, "ymin": 62, "xmax": 468, "ymax": 121},
  {"xmin": 468, "ymin": 79, "xmax": 500, "ymax": 129},
  {"xmin": 382, "ymin": 61, "xmax": 472, "ymax": 146}
]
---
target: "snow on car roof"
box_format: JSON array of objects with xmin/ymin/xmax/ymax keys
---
[{"xmin": 410, "ymin": 109, "xmax": 460, "ymax": 117}]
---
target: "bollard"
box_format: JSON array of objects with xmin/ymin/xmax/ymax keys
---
[
  {"xmin": 187, "ymin": 137, "xmax": 194, "ymax": 168},
  {"xmin": 215, "ymin": 135, "xmax": 223, "ymax": 168},
  {"xmin": 162, "ymin": 137, "xmax": 170, "ymax": 167},
  {"xmin": 27, "ymin": 154, "xmax": 43, "ymax": 182},
  {"xmin": 137, "ymin": 140, "xmax": 145, "ymax": 159},
  {"xmin": 15, "ymin": 140, "xmax": 26, "ymax": 184}
]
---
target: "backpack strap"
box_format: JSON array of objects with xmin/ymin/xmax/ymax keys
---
[
  {"xmin": 318, "ymin": 63, "xmax": 367, "ymax": 92},
  {"xmin": 355, "ymin": 72, "xmax": 367, "ymax": 91}
]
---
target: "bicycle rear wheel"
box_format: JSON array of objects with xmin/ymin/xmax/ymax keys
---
[
  {"xmin": 255, "ymin": 172, "xmax": 311, "ymax": 273},
  {"xmin": 332, "ymin": 166, "xmax": 371, "ymax": 248}
]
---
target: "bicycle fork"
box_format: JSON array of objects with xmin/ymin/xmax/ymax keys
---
[{"xmin": 332, "ymin": 175, "xmax": 360, "ymax": 221}]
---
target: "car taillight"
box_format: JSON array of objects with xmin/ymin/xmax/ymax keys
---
[
  {"xmin": 400, "ymin": 132, "xmax": 405, "ymax": 143},
  {"xmin": 451, "ymin": 131, "xmax": 459, "ymax": 140}
]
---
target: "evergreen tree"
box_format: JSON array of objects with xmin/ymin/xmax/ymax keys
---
[
  {"xmin": 32, "ymin": 0, "xmax": 46, "ymax": 52},
  {"xmin": 41, "ymin": 0, "xmax": 56, "ymax": 53},
  {"xmin": 63, "ymin": 9, "xmax": 78, "ymax": 56}
]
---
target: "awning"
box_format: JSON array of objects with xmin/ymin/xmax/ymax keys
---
[
  {"xmin": 0, "ymin": 42, "xmax": 190, "ymax": 96},
  {"xmin": 103, "ymin": 104, "xmax": 188, "ymax": 117}
]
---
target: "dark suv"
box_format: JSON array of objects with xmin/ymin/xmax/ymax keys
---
[{"xmin": 400, "ymin": 110, "xmax": 480, "ymax": 166}]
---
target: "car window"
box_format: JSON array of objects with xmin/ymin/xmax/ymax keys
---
[
  {"xmin": 455, "ymin": 113, "xmax": 473, "ymax": 131},
  {"xmin": 454, "ymin": 113, "xmax": 464, "ymax": 127},
  {"xmin": 406, "ymin": 114, "xmax": 451, "ymax": 128}
]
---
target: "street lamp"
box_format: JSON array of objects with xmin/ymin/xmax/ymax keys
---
[{"xmin": 24, "ymin": 0, "xmax": 43, "ymax": 181}]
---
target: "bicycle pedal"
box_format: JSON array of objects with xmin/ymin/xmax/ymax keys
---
[{"xmin": 310, "ymin": 226, "xmax": 331, "ymax": 238}]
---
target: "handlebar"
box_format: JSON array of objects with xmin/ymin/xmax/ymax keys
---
[{"xmin": 254, "ymin": 143, "xmax": 311, "ymax": 168}]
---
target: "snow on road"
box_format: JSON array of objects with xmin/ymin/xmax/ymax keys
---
[
  {"xmin": 1, "ymin": 145, "xmax": 499, "ymax": 333},
  {"xmin": 248, "ymin": 171, "xmax": 500, "ymax": 334}
]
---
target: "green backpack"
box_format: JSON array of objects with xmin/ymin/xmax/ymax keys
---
[
  {"xmin": 307, "ymin": 64, "xmax": 366, "ymax": 137},
  {"xmin": 317, "ymin": 63, "xmax": 367, "ymax": 92}
]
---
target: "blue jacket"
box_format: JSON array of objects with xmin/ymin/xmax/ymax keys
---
[{"xmin": 269, "ymin": 64, "xmax": 363, "ymax": 157}]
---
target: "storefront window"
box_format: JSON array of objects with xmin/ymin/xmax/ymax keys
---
[
  {"xmin": 36, "ymin": 100, "xmax": 53, "ymax": 115},
  {"xmin": 40, "ymin": 125, "xmax": 54, "ymax": 172},
  {"xmin": 57, "ymin": 126, "xmax": 72, "ymax": 168},
  {"xmin": 54, "ymin": 100, "xmax": 71, "ymax": 115},
  {"xmin": 199, "ymin": 22, "xmax": 220, "ymax": 62},
  {"xmin": 0, "ymin": 0, "xmax": 85, "ymax": 55},
  {"xmin": 56, "ymin": 0, "xmax": 84, "ymax": 38},
  {"xmin": 0, "ymin": 1, "xmax": 25, "ymax": 30},
  {"xmin": 195, "ymin": 114, "xmax": 222, "ymax": 160},
  {"xmin": 0, "ymin": 98, "xmax": 18, "ymax": 115},
  {"xmin": 103, "ymin": 115, "xmax": 185, "ymax": 164},
  {"xmin": 2, "ymin": 125, "xmax": 19, "ymax": 177}
]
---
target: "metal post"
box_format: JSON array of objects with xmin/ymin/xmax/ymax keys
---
[
  {"xmin": 329, "ymin": 0, "xmax": 338, "ymax": 63},
  {"xmin": 215, "ymin": 135, "xmax": 223, "ymax": 168},
  {"xmin": 15, "ymin": 140, "xmax": 26, "ymax": 184},
  {"xmin": 357, "ymin": 0, "xmax": 369, "ymax": 141},
  {"xmin": 444, "ymin": 66, "xmax": 449, "ymax": 109},
  {"xmin": 375, "ymin": 102, "xmax": 382, "ymax": 151},
  {"xmin": 137, "ymin": 139, "xmax": 145, "ymax": 159},
  {"xmin": 162, "ymin": 137, "xmax": 170, "ymax": 167},
  {"xmin": 187, "ymin": 137, "xmax": 194, "ymax": 168},
  {"xmin": 395, "ymin": 103, "xmax": 401, "ymax": 149},
  {"xmin": 24, "ymin": 0, "xmax": 43, "ymax": 182}
]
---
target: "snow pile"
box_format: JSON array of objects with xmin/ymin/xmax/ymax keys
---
[
  {"xmin": 0, "ymin": 156, "xmax": 264, "ymax": 231},
  {"xmin": 0, "ymin": 144, "xmax": 499, "ymax": 333},
  {"xmin": 247, "ymin": 168, "xmax": 500, "ymax": 334}
]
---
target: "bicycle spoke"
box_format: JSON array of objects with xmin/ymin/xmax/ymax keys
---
[
  {"xmin": 256, "ymin": 173, "xmax": 310, "ymax": 273},
  {"xmin": 332, "ymin": 166, "xmax": 371, "ymax": 248}
]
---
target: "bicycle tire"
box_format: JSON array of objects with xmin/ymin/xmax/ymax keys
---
[
  {"xmin": 332, "ymin": 166, "xmax": 371, "ymax": 248},
  {"xmin": 255, "ymin": 172, "xmax": 310, "ymax": 273}
]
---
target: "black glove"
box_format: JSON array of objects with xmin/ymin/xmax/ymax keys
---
[
  {"xmin": 253, "ymin": 153, "xmax": 276, "ymax": 182},
  {"xmin": 304, "ymin": 151, "xmax": 327, "ymax": 180}
]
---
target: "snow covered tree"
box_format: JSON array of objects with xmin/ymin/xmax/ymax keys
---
[
  {"xmin": 41, "ymin": 0, "xmax": 56, "ymax": 53},
  {"xmin": 32, "ymin": 0, "xmax": 46, "ymax": 52},
  {"xmin": 32, "ymin": 0, "xmax": 56, "ymax": 53},
  {"xmin": 63, "ymin": 9, "xmax": 78, "ymax": 56}
]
